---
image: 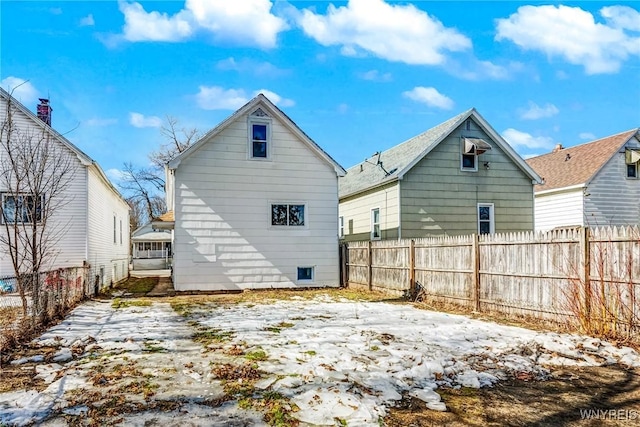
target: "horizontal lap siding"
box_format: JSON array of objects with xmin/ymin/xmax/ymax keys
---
[
  {"xmin": 87, "ymin": 167, "xmax": 130, "ymax": 286},
  {"xmin": 534, "ymin": 190, "xmax": 584, "ymax": 232},
  {"xmin": 401, "ymin": 121, "xmax": 534, "ymax": 237},
  {"xmin": 173, "ymin": 112, "xmax": 339, "ymax": 291},
  {"xmin": 585, "ymin": 142, "xmax": 640, "ymax": 227},
  {"xmin": 339, "ymin": 183, "xmax": 400, "ymax": 241},
  {"xmin": 0, "ymin": 103, "xmax": 88, "ymax": 276}
]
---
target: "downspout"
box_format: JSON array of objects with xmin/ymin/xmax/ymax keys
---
[{"xmin": 397, "ymin": 182, "xmax": 402, "ymax": 240}]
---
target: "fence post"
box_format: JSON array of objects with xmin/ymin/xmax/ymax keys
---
[
  {"xmin": 368, "ymin": 240, "xmax": 373, "ymax": 291},
  {"xmin": 473, "ymin": 234, "xmax": 481, "ymax": 312},
  {"xmin": 581, "ymin": 227, "xmax": 591, "ymax": 329},
  {"xmin": 409, "ymin": 240, "xmax": 415, "ymax": 295}
]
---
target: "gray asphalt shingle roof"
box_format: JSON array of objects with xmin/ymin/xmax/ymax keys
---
[{"xmin": 339, "ymin": 109, "xmax": 472, "ymax": 198}]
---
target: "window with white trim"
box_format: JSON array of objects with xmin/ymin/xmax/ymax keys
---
[
  {"xmin": 271, "ymin": 204, "xmax": 305, "ymax": 226},
  {"xmin": 477, "ymin": 203, "xmax": 495, "ymax": 234},
  {"xmin": 1, "ymin": 193, "xmax": 44, "ymax": 224},
  {"xmin": 371, "ymin": 208, "xmax": 381, "ymax": 240},
  {"xmin": 113, "ymin": 215, "xmax": 117, "ymax": 244},
  {"xmin": 249, "ymin": 119, "xmax": 270, "ymax": 159},
  {"xmin": 626, "ymin": 149, "xmax": 640, "ymax": 178},
  {"xmin": 297, "ymin": 266, "xmax": 314, "ymax": 282},
  {"xmin": 119, "ymin": 220, "xmax": 123, "ymax": 245},
  {"xmin": 339, "ymin": 216, "xmax": 344, "ymax": 238}
]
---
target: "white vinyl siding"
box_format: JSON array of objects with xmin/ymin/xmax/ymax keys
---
[
  {"xmin": 87, "ymin": 167, "xmax": 130, "ymax": 286},
  {"xmin": 534, "ymin": 189, "xmax": 584, "ymax": 232},
  {"xmin": 0, "ymin": 100, "xmax": 88, "ymax": 276},
  {"xmin": 584, "ymin": 144, "xmax": 640, "ymax": 227},
  {"xmin": 338, "ymin": 182, "xmax": 400, "ymax": 241},
  {"xmin": 172, "ymin": 109, "xmax": 339, "ymax": 291}
]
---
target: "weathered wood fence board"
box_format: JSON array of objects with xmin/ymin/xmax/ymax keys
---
[{"xmin": 342, "ymin": 226, "xmax": 640, "ymax": 335}]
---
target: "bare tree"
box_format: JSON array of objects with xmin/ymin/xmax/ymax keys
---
[
  {"xmin": 0, "ymin": 90, "xmax": 76, "ymax": 319},
  {"xmin": 119, "ymin": 116, "xmax": 198, "ymax": 223}
]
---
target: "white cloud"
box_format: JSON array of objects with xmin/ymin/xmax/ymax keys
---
[
  {"xmin": 579, "ymin": 132, "xmax": 596, "ymax": 140},
  {"xmin": 496, "ymin": 5, "xmax": 640, "ymax": 74},
  {"xmin": 195, "ymin": 86, "xmax": 249, "ymax": 110},
  {"xmin": 85, "ymin": 117, "xmax": 118, "ymax": 127},
  {"xmin": 402, "ymin": 87, "xmax": 454, "ymax": 110},
  {"xmin": 120, "ymin": 1, "xmax": 193, "ymax": 42},
  {"xmin": 502, "ymin": 128, "xmax": 557, "ymax": 151},
  {"xmin": 298, "ymin": 0, "xmax": 471, "ymax": 65},
  {"xmin": 187, "ymin": 0, "xmax": 287, "ymax": 48},
  {"xmin": 195, "ymin": 86, "xmax": 294, "ymax": 110},
  {"xmin": 79, "ymin": 14, "xmax": 95, "ymax": 27},
  {"xmin": 359, "ymin": 70, "xmax": 392, "ymax": 82},
  {"xmin": 601, "ymin": 6, "xmax": 640, "ymax": 31},
  {"xmin": 129, "ymin": 112, "xmax": 162, "ymax": 128},
  {"xmin": 519, "ymin": 102, "xmax": 559, "ymax": 120},
  {"xmin": 254, "ymin": 89, "xmax": 295, "ymax": 107},
  {"xmin": 116, "ymin": 0, "xmax": 286, "ymax": 48},
  {"xmin": 1, "ymin": 77, "xmax": 39, "ymax": 105},
  {"xmin": 216, "ymin": 57, "xmax": 289, "ymax": 77}
]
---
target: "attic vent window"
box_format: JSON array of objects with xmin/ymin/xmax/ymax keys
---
[{"xmin": 251, "ymin": 108, "xmax": 269, "ymax": 117}]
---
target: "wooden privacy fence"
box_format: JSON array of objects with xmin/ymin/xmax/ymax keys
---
[{"xmin": 342, "ymin": 226, "xmax": 640, "ymax": 337}]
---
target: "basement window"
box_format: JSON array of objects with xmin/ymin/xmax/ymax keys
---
[{"xmin": 297, "ymin": 267, "xmax": 314, "ymax": 282}]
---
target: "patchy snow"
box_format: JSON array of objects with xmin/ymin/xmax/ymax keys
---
[{"xmin": 1, "ymin": 296, "xmax": 639, "ymax": 426}]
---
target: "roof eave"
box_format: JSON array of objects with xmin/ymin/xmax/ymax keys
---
[{"xmin": 339, "ymin": 175, "xmax": 399, "ymax": 200}]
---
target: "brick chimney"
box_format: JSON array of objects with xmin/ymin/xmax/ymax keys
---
[
  {"xmin": 37, "ymin": 98, "xmax": 52, "ymax": 126},
  {"xmin": 552, "ymin": 143, "xmax": 563, "ymax": 153}
]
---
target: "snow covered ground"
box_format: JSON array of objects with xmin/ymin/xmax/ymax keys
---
[{"xmin": 1, "ymin": 295, "xmax": 639, "ymax": 426}]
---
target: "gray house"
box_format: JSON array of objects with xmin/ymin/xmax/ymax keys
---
[
  {"xmin": 339, "ymin": 108, "xmax": 542, "ymax": 241},
  {"xmin": 526, "ymin": 128, "xmax": 640, "ymax": 231}
]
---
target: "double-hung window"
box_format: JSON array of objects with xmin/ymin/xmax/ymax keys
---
[
  {"xmin": 271, "ymin": 204, "xmax": 305, "ymax": 226},
  {"xmin": 477, "ymin": 203, "xmax": 494, "ymax": 234},
  {"xmin": 339, "ymin": 216, "xmax": 344, "ymax": 238},
  {"xmin": 371, "ymin": 208, "xmax": 381, "ymax": 240},
  {"xmin": 1, "ymin": 193, "xmax": 44, "ymax": 224},
  {"xmin": 249, "ymin": 119, "xmax": 270, "ymax": 159}
]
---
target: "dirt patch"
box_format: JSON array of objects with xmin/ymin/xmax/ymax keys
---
[
  {"xmin": 385, "ymin": 365, "xmax": 640, "ymax": 427},
  {"xmin": 0, "ymin": 365, "xmax": 45, "ymax": 393}
]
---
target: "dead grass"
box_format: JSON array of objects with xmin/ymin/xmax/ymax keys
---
[
  {"xmin": 112, "ymin": 277, "xmax": 158, "ymax": 295},
  {"xmin": 385, "ymin": 365, "xmax": 640, "ymax": 427}
]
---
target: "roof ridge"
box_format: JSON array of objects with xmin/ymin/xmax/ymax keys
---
[{"xmin": 530, "ymin": 128, "xmax": 638, "ymax": 160}]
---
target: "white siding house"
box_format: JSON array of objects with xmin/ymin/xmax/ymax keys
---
[
  {"xmin": 527, "ymin": 129, "xmax": 640, "ymax": 231},
  {"xmin": 0, "ymin": 88, "xmax": 130, "ymax": 287},
  {"xmin": 165, "ymin": 94, "xmax": 345, "ymax": 291}
]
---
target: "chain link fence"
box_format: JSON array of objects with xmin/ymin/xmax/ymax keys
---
[{"xmin": 0, "ymin": 266, "xmax": 91, "ymax": 355}]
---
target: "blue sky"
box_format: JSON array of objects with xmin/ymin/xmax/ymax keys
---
[{"xmin": 2, "ymin": 1, "xmax": 639, "ymax": 184}]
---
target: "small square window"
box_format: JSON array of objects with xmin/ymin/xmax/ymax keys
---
[
  {"xmin": 627, "ymin": 163, "xmax": 638, "ymax": 178},
  {"xmin": 297, "ymin": 267, "xmax": 314, "ymax": 281},
  {"xmin": 462, "ymin": 154, "xmax": 476, "ymax": 169}
]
